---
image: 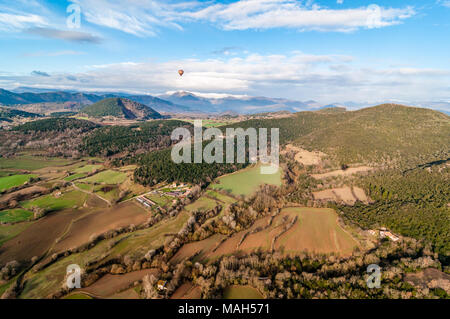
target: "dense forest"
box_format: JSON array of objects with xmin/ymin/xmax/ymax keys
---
[
  {"xmin": 332, "ymin": 166, "xmax": 450, "ymax": 263},
  {"xmin": 80, "ymin": 97, "xmax": 162, "ymax": 119},
  {"xmin": 80, "ymin": 120, "xmax": 193, "ymax": 157},
  {"xmin": 0, "ymin": 107, "xmax": 41, "ymax": 119},
  {"xmin": 13, "ymin": 118, "xmax": 99, "ymax": 133},
  {"xmin": 133, "ymin": 140, "xmax": 249, "ymax": 186}
]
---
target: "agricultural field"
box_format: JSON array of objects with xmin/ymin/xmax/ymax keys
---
[
  {"xmin": 0, "ymin": 209, "xmax": 82, "ymax": 265},
  {"xmin": 144, "ymin": 194, "xmax": 173, "ymax": 208},
  {"xmin": 79, "ymin": 170, "xmax": 127, "ymax": 184},
  {"xmin": 184, "ymin": 196, "xmax": 217, "ymax": 212},
  {"xmin": 274, "ymin": 207, "xmax": 359, "ymax": 256},
  {"xmin": 51, "ymin": 202, "xmax": 149, "ymax": 254},
  {"xmin": 73, "ymin": 164, "xmax": 103, "ymax": 174},
  {"xmin": 210, "ymin": 164, "xmax": 282, "ymax": 196},
  {"xmin": 0, "ymin": 222, "xmax": 32, "ymax": 246},
  {"xmin": 63, "ymin": 293, "xmax": 93, "ymax": 300},
  {"xmin": 171, "ymin": 283, "xmax": 202, "ymax": 299},
  {"xmin": 0, "ymin": 208, "xmax": 33, "ymax": 223},
  {"xmin": 106, "ymin": 211, "xmax": 189, "ymax": 260},
  {"xmin": 20, "ymin": 237, "xmax": 122, "ymax": 298},
  {"xmin": 0, "ymin": 155, "xmax": 73, "ymax": 171},
  {"xmin": 0, "ymin": 174, "xmax": 37, "ymax": 191},
  {"xmin": 63, "ymin": 173, "xmax": 86, "ymax": 182},
  {"xmin": 21, "ymin": 189, "xmax": 89, "ymax": 213},
  {"xmin": 77, "ymin": 269, "xmax": 158, "ymax": 298},
  {"xmin": 174, "ymin": 207, "xmax": 359, "ymax": 263},
  {"xmin": 223, "ymin": 285, "xmax": 263, "ymax": 299}
]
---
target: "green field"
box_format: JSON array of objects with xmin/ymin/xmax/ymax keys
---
[
  {"xmin": 107, "ymin": 211, "xmax": 189, "ymax": 259},
  {"xmin": 64, "ymin": 173, "xmax": 86, "ymax": 182},
  {"xmin": 22, "ymin": 190, "xmax": 88, "ymax": 212},
  {"xmin": 223, "ymin": 285, "xmax": 263, "ymax": 299},
  {"xmin": 80, "ymin": 170, "xmax": 127, "ymax": 184},
  {"xmin": 94, "ymin": 185, "xmax": 120, "ymax": 201},
  {"xmin": 185, "ymin": 196, "xmax": 217, "ymax": 212},
  {"xmin": 0, "ymin": 222, "xmax": 32, "ymax": 246},
  {"xmin": 0, "ymin": 156, "xmax": 72, "ymax": 171},
  {"xmin": 210, "ymin": 164, "xmax": 282, "ymax": 196},
  {"xmin": 19, "ymin": 238, "xmax": 118, "ymax": 299},
  {"xmin": 0, "ymin": 209, "xmax": 34, "ymax": 223},
  {"xmin": 73, "ymin": 164, "xmax": 103, "ymax": 174},
  {"xmin": 0, "ymin": 174, "xmax": 37, "ymax": 191},
  {"xmin": 145, "ymin": 194, "xmax": 173, "ymax": 208},
  {"xmin": 74, "ymin": 182, "xmax": 94, "ymax": 192}
]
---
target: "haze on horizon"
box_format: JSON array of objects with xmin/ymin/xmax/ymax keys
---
[{"xmin": 0, "ymin": 0, "xmax": 449, "ymax": 108}]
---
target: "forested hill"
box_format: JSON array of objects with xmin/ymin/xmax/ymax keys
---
[
  {"xmin": 80, "ymin": 120, "xmax": 193, "ymax": 157},
  {"xmin": 0, "ymin": 88, "xmax": 106, "ymax": 105},
  {"xmin": 225, "ymin": 104, "xmax": 450, "ymax": 167},
  {"xmin": 80, "ymin": 97, "xmax": 162, "ymax": 119},
  {"xmin": 13, "ymin": 117, "xmax": 99, "ymax": 133},
  {"xmin": 0, "ymin": 107, "xmax": 42, "ymax": 119}
]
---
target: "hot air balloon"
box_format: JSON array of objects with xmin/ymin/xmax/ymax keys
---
[{"xmin": 178, "ymin": 69, "xmax": 184, "ymax": 76}]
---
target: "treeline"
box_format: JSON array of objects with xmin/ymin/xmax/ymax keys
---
[
  {"xmin": 0, "ymin": 107, "xmax": 41, "ymax": 119},
  {"xmin": 13, "ymin": 118, "xmax": 99, "ymax": 133},
  {"xmin": 333, "ymin": 167, "xmax": 450, "ymax": 262},
  {"xmin": 80, "ymin": 120, "xmax": 193, "ymax": 157}
]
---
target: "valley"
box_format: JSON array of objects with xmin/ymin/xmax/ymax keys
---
[{"xmin": 0, "ymin": 102, "xmax": 448, "ymax": 300}]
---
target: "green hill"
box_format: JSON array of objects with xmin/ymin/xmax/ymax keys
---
[
  {"xmin": 225, "ymin": 104, "xmax": 450, "ymax": 167},
  {"xmin": 81, "ymin": 98, "xmax": 162, "ymax": 120},
  {"xmin": 0, "ymin": 107, "xmax": 41, "ymax": 119},
  {"xmin": 13, "ymin": 118, "xmax": 99, "ymax": 132}
]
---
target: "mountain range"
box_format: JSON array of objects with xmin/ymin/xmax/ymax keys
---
[{"xmin": 0, "ymin": 88, "xmax": 448, "ymax": 115}]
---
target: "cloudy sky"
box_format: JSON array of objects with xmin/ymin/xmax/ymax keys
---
[{"xmin": 0, "ymin": 0, "xmax": 449, "ymax": 104}]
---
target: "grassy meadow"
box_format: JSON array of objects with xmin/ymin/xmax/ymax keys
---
[
  {"xmin": 0, "ymin": 174, "xmax": 37, "ymax": 191},
  {"xmin": 210, "ymin": 164, "xmax": 282, "ymax": 196}
]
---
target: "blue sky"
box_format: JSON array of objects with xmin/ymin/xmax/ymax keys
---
[{"xmin": 0, "ymin": 0, "xmax": 449, "ymax": 105}]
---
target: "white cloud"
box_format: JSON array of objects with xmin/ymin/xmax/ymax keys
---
[
  {"xmin": 71, "ymin": 0, "xmax": 183, "ymax": 36},
  {"xmin": 1, "ymin": 52, "xmax": 448, "ymax": 105},
  {"xmin": 0, "ymin": 12, "xmax": 47, "ymax": 32},
  {"xmin": 180, "ymin": 0, "xmax": 415, "ymax": 32},
  {"xmin": 68, "ymin": 0, "xmax": 415, "ymax": 36},
  {"xmin": 437, "ymin": 0, "xmax": 450, "ymax": 8}
]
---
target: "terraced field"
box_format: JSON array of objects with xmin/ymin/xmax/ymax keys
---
[
  {"xmin": 22, "ymin": 189, "xmax": 89, "ymax": 213},
  {"xmin": 0, "ymin": 174, "xmax": 37, "ymax": 191},
  {"xmin": 274, "ymin": 207, "xmax": 359, "ymax": 256}
]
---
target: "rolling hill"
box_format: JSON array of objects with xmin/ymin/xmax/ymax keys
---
[
  {"xmin": 0, "ymin": 107, "xmax": 42, "ymax": 120},
  {"xmin": 225, "ymin": 104, "xmax": 450, "ymax": 167},
  {"xmin": 0, "ymin": 89, "xmax": 108, "ymax": 105},
  {"xmin": 80, "ymin": 98, "xmax": 162, "ymax": 120}
]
